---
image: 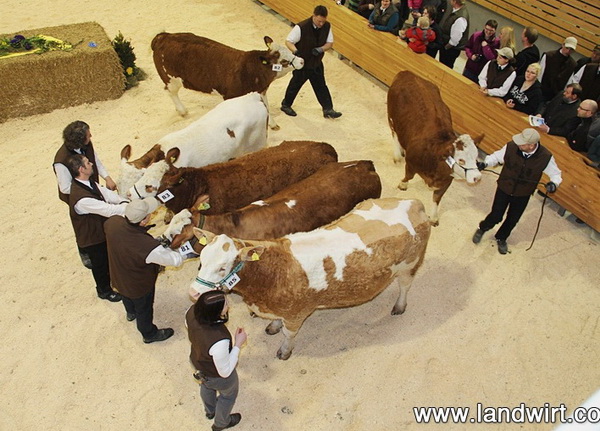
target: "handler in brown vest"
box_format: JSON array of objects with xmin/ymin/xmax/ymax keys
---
[
  {"xmin": 66, "ymin": 154, "xmax": 127, "ymax": 302},
  {"xmin": 105, "ymin": 198, "xmax": 189, "ymax": 343},
  {"xmin": 472, "ymin": 128, "xmax": 562, "ymax": 254},
  {"xmin": 478, "ymin": 47, "xmax": 516, "ymax": 98}
]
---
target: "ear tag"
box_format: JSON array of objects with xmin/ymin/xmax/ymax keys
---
[
  {"xmin": 251, "ymin": 252, "xmax": 260, "ymax": 261},
  {"xmin": 178, "ymin": 241, "xmax": 194, "ymax": 256},
  {"xmin": 445, "ymin": 156, "xmax": 456, "ymax": 168},
  {"xmin": 199, "ymin": 237, "xmax": 207, "ymax": 245},
  {"xmin": 272, "ymin": 64, "xmax": 282, "ymax": 72},
  {"xmin": 261, "ymin": 60, "xmax": 268, "ymax": 65},
  {"xmin": 197, "ymin": 202, "xmax": 211, "ymax": 210},
  {"xmin": 157, "ymin": 189, "xmax": 174, "ymax": 203}
]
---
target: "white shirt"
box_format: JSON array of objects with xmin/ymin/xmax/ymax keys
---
[
  {"xmin": 567, "ymin": 66, "xmax": 585, "ymax": 86},
  {"xmin": 484, "ymin": 144, "xmax": 563, "ymax": 186},
  {"xmin": 73, "ymin": 179, "xmax": 128, "ymax": 217},
  {"xmin": 287, "ymin": 23, "xmax": 334, "ymax": 45},
  {"xmin": 447, "ymin": 9, "xmax": 467, "ymax": 47},
  {"xmin": 54, "ymin": 149, "xmax": 110, "ymax": 195},
  {"xmin": 145, "ymin": 244, "xmax": 183, "ymax": 267},
  {"xmin": 478, "ymin": 61, "xmax": 517, "ymax": 97}
]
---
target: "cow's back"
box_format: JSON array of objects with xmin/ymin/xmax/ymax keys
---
[{"xmin": 387, "ymin": 71, "xmax": 455, "ymax": 148}]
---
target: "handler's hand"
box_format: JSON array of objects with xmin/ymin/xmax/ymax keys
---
[{"xmin": 234, "ymin": 328, "xmax": 247, "ymax": 348}]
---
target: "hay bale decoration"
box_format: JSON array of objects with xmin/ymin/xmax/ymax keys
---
[{"xmin": 0, "ymin": 22, "xmax": 125, "ymax": 123}]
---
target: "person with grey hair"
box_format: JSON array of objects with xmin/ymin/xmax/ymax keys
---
[{"xmin": 104, "ymin": 198, "xmax": 192, "ymax": 343}]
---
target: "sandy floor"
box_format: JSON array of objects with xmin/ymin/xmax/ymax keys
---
[{"xmin": 1, "ymin": 1, "xmax": 598, "ymax": 430}]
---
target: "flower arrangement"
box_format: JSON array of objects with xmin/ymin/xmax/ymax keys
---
[
  {"xmin": 0, "ymin": 34, "xmax": 72, "ymax": 58},
  {"xmin": 111, "ymin": 31, "xmax": 146, "ymax": 90}
]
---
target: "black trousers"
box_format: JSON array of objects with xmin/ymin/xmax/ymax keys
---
[
  {"xmin": 122, "ymin": 289, "xmax": 158, "ymax": 339},
  {"xmin": 79, "ymin": 242, "xmax": 112, "ymax": 297},
  {"xmin": 439, "ymin": 46, "xmax": 461, "ymax": 69},
  {"xmin": 282, "ymin": 65, "xmax": 333, "ymax": 111},
  {"xmin": 479, "ymin": 187, "xmax": 531, "ymax": 241}
]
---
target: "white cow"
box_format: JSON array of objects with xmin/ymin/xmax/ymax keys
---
[
  {"xmin": 128, "ymin": 92, "xmax": 269, "ymax": 199},
  {"xmin": 190, "ymin": 198, "xmax": 431, "ymax": 360}
]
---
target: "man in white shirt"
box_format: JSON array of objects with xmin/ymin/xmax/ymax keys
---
[{"xmin": 438, "ymin": 0, "xmax": 469, "ymax": 69}]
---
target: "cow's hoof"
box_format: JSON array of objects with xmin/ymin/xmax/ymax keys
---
[
  {"xmin": 265, "ymin": 321, "xmax": 282, "ymax": 335},
  {"xmin": 277, "ymin": 349, "xmax": 292, "ymax": 360},
  {"xmin": 391, "ymin": 305, "xmax": 406, "ymax": 315},
  {"xmin": 270, "ymin": 124, "xmax": 280, "ymax": 131},
  {"xmin": 398, "ymin": 183, "xmax": 408, "ymax": 191},
  {"xmin": 177, "ymin": 110, "xmax": 189, "ymax": 117},
  {"xmin": 429, "ymin": 219, "xmax": 439, "ymax": 227}
]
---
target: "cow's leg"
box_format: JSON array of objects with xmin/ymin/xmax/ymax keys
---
[
  {"xmin": 265, "ymin": 319, "xmax": 283, "ymax": 335},
  {"xmin": 277, "ymin": 326, "xmax": 298, "ymax": 360},
  {"xmin": 399, "ymin": 163, "xmax": 415, "ymax": 191},
  {"xmin": 390, "ymin": 131, "xmax": 405, "ymax": 163},
  {"xmin": 261, "ymin": 91, "xmax": 279, "ymax": 131},
  {"xmin": 430, "ymin": 180, "xmax": 452, "ymax": 226},
  {"xmin": 391, "ymin": 272, "xmax": 413, "ymax": 315},
  {"xmin": 166, "ymin": 77, "xmax": 188, "ymax": 116}
]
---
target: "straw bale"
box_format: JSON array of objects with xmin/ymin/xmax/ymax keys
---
[{"xmin": 0, "ymin": 22, "xmax": 125, "ymax": 123}]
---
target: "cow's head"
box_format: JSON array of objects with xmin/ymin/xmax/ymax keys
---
[
  {"xmin": 116, "ymin": 144, "xmax": 165, "ymax": 198},
  {"xmin": 448, "ymin": 134, "xmax": 484, "ymax": 184},
  {"xmin": 263, "ymin": 36, "xmax": 304, "ymax": 78},
  {"xmin": 188, "ymin": 229, "xmax": 265, "ymax": 301},
  {"xmin": 127, "ymin": 148, "xmax": 179, "ymax": 199}
]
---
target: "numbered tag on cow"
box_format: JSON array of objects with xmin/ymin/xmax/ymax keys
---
[
  {"xmin": 272, "ymin": 64, "xmax": 282, "ymax": 72},
  {"xmin": 178, "ymin": 241, "xmax": 194, "ymax": 256},
  {"xmin": 157, "ymin": 189, "xmax": 175, "ymax": 203},
  {"xmin": 223, "ymin": 273, "xmax": 240, "ymax": 289}
]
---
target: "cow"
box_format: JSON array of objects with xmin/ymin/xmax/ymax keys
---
[
  {"xmin": 116, "ymin": 144, "xmax": 166, "ymax": 198},
  {"xmin": 156, "ymin": 141, "xmax": 339, "ymax": 216},
  {"xmin": 387, "ymin": 71, "xmax": 484, "ymax": 226},
  {"xmin": 189, "ymin": 197, "xmax": 431, "ymax": 360},
  {"xmin": 127, "ymin": 92, "xmax": 269, "ymax": 199},
  {"xmin": 151, "ymin": 32, "xmax": 304, "ymax": 130},
  {"xmin": 168, "ymin": 160, "xmax": 382, "ymax": 251}
]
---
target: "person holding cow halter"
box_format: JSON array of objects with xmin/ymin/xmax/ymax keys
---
[{"xmin": 472, "ymin": 128, "xmax": 562, "ymax": 254}]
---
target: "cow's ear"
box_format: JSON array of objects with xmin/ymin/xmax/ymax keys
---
[
  {"xmin": 193, "ymin": 228, "xmax": 216, "ymax": 246},
  {"xmin": 120, "ymin": 144, "xmax": 132, "ymax": 161},
  {"xmin": 473, "ymin": 134, "xmax": 485, "ymax": 146},
  {"xmin": 166, "ymin": 147, "xmax": 180, "ymax": 165},
  {"xmin": 240, "ymin": 246, "xmax": 265, "ymax": 262},
  {"xmin": 264, "ymin": 36, "xmax": 273, "ymax": 49}
]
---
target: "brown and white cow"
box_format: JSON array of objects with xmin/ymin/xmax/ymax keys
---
[
  {"xmin": 190, "ymin": 198, "xmax": 431, "ymax": 360},
  {"xmin": 387, "ymin": 71, "xmax": 483, "ymax": 225},
  {"xmin": 156, "ymin": 141, "xmax": 338, "ymax": 216},
  {"xmin": 116, "ymin": 144, "xmax": 165, "ymax": 198},
  {"xmin": 152, "ymin": 33, "xmax": 304, "ymax": 130},
  {"xmin": 167, "ymin": 160, "xmax": 382, "ymax": 251}
]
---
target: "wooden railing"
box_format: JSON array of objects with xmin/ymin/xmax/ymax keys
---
[{"xmin": 256, "ymin": 0, "xmax": 600, "ymax": 232}]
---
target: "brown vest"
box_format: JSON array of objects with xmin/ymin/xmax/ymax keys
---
[
  {"xmin": 486, "ymin": 61, "xmax": 515, "ymax": 89},
  {"xmin": 439, "ymin": 5, "xmax": 469, "ymax": 48},
  {"xmin": 296, "ymin": 17, "xmax": 331, "ymax": 69},
  {"xmin": 186, "ymin": 306, "xmax": 233, "ymax": 378},
  {"xmin": 579, "ymin": 63, "xmax": 600, "ymax": 101},
  {"xmin": 54, "ymin": 142, "xmax": 99, "ymax": 204},
  {"xmin": 68, "ymin": 180, "xmax": 107, "ymax": 248},
  {"xmin": 498, "ymin": 141, "xmax": 552, "ymax": 196},
  {"xmin": 104, "ymin": 216, "xmax": 160, "ymax": 299}
]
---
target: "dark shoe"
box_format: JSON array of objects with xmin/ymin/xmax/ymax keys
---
[
  {"xmin": 126, "ymin": 313, "xmax": 136, "ymax": 322},
  {"xmin": 206, "ymin": 412, "xmax": 215, "ymax": 420},
  {"xmin": 212, "ymin": 413, "xmax": 241, "ymax": 431},
  {"xmin": 496, "ymin": 239, "xmax": 508, "ymax": 255},
  {"xmin": 323, "ymin": 109, "xmax": 342, "ymax": 119},
  {"xmin": 143, "ymin": 328, "xmax": 174, "ymax": 344},
  {"xmin": 472, "ymin": 228, "xmax": 484, "ymax": 244},
  {"xmin": 99, "ymin": 291, "xmax": 122, "ymax": 302},
  {"xmin": 280, "ymin": 105, "xmax": 297, "ymax": 116}
]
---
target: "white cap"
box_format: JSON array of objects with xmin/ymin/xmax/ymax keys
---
[{"xmin": 125, "ymin": 197, "xmax": 159, "ymax": 223}]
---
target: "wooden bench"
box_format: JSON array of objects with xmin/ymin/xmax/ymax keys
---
[{"xmin": 257, "ymin": 0, "xmax": 600, "ymax": 233}]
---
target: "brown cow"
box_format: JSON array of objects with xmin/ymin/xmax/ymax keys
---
[
  {"xmin": 168, "ymin": 160, "xmax": 382, "ymax": 251},
  {"xmin": 156, "ymin": 141, "xmax": 338, "ymax": 215},
  {"xmin": 151, "ymin": 33, "xmax": 304, "ymax": 130},
  {"xmin": 387, "ymin": 71, "xmax": 484, "ymax": 225}
]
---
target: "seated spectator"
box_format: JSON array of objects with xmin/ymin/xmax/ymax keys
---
[
  {"xmin": 504, "ymin": 62, "xmax": 543, "ymax": 115},
  {"xmin": 357, "ymin": 0, "xmax": 376, "ymax": 19},
  {"xmin": 368, "ymin": 0, "xmax": 400, "ymax": 34},
  {"xmin": 535, "ymin": 83, "xmax": 582, "ymax": 137},
  {"xmin": 462, "ymin": 20, "xmax": 500, "ymax": 83},
  {"xmin": 499, "ymin": 26, "xmax": 516, "ymax": 56},
  {"xmin": 566, "ymin": 100, "xmax": 599, "ymax": 152},
  {"xmin": 568, "ymin": 61, "xmax": 600, "ymax": 102},
  {"xmin": 586, "ymin": 135, "xmax": 600, "ymax": 166},
  {"xmin": 514, "ymin": 27, "xmax": 540, "ymax": 76},
  {"xmin": 478, "ymin": 47, "xmax": 516, "ymax": 98},
  {"xmin": 347, "ymin": 0, "xmax": 360, "ymax": 13},
  {"xmin": 574, "ymin": 44, "xmax": 600, "ymax": 74},
  {"xmin": 539, "ymin": 37, "xmax": 578, "ymax": 102},
  {"xmin": 405, "ymin": 16, "xmax": 436, "ymax": 54}
]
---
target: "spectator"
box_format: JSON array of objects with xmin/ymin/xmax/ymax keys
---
[
  {"xmin": 535, "ymin": 83, "xmax": 582, "ymax": 138},
  {"xmin": 539, "ymin": 37, "xmax": 578, "ymax": 102},
  {"xmin": 65, "ymin": 154, "xmax": 127, "ymax": 302},
  {"xmin": 568, "ymin": 61, "xmax": 600, "ymax": 102},
  {"xmin": 504, "ymin": 62, "xmax": 543, "ymax": 115},
  {"xmin": 574, "ymin": 44, "xmax": 600, "ymax": 74},
  {"xmin": 514, "ymin": 26, "xmax": 540, "ymax": 76},
  {"xmin": 462, "ymin": 19, "xmax": 500, "ymax": 83},
  {"xmin": 405, "ymin": 16, "xmax": 436, "ymax": 53},
  {"xmin": 499, "ymin": 26, "xmax": 516, "ymax": 56},
  {"xmin": 472, "ymin": 128, "xmax": 562, "ymax": 255},
  {"xmin": 368, "ymin": 0, "xmax": 400, "ymax": 34},
  {"xmin": 422, "ymin": 0, "xmax": 444, "ymax": 22},
  {"xmin": 422, "ymin": 5, "xmax": 442, "ymax": 58},
  {"xmin": 357, "ymin": 0, "xmax": 376, "ymax": 18},
  {"xmin": 438, "ymin": 0, "xmax": 469, "ymax": 69},
  {"xmin": 408, "ymin": 0, "xmax": 423, "ymax": 25},
  {"xmin": 478, "ymin": 47, "xmax": 516, "ymax": 98},
  {"xmin": 346, "ymin": 0, "xmax": 360, "ymax": 13},
  {"xmin": 280, "ymin": 5, "xmax": 342, "ymax": 119},
  {"xmin": 586, "ymin": 135, "xmax": 600, "ymax": 166},
  {"xmin": 566, "ymin": 100, "xmax": 599, "ymax": 152}
]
